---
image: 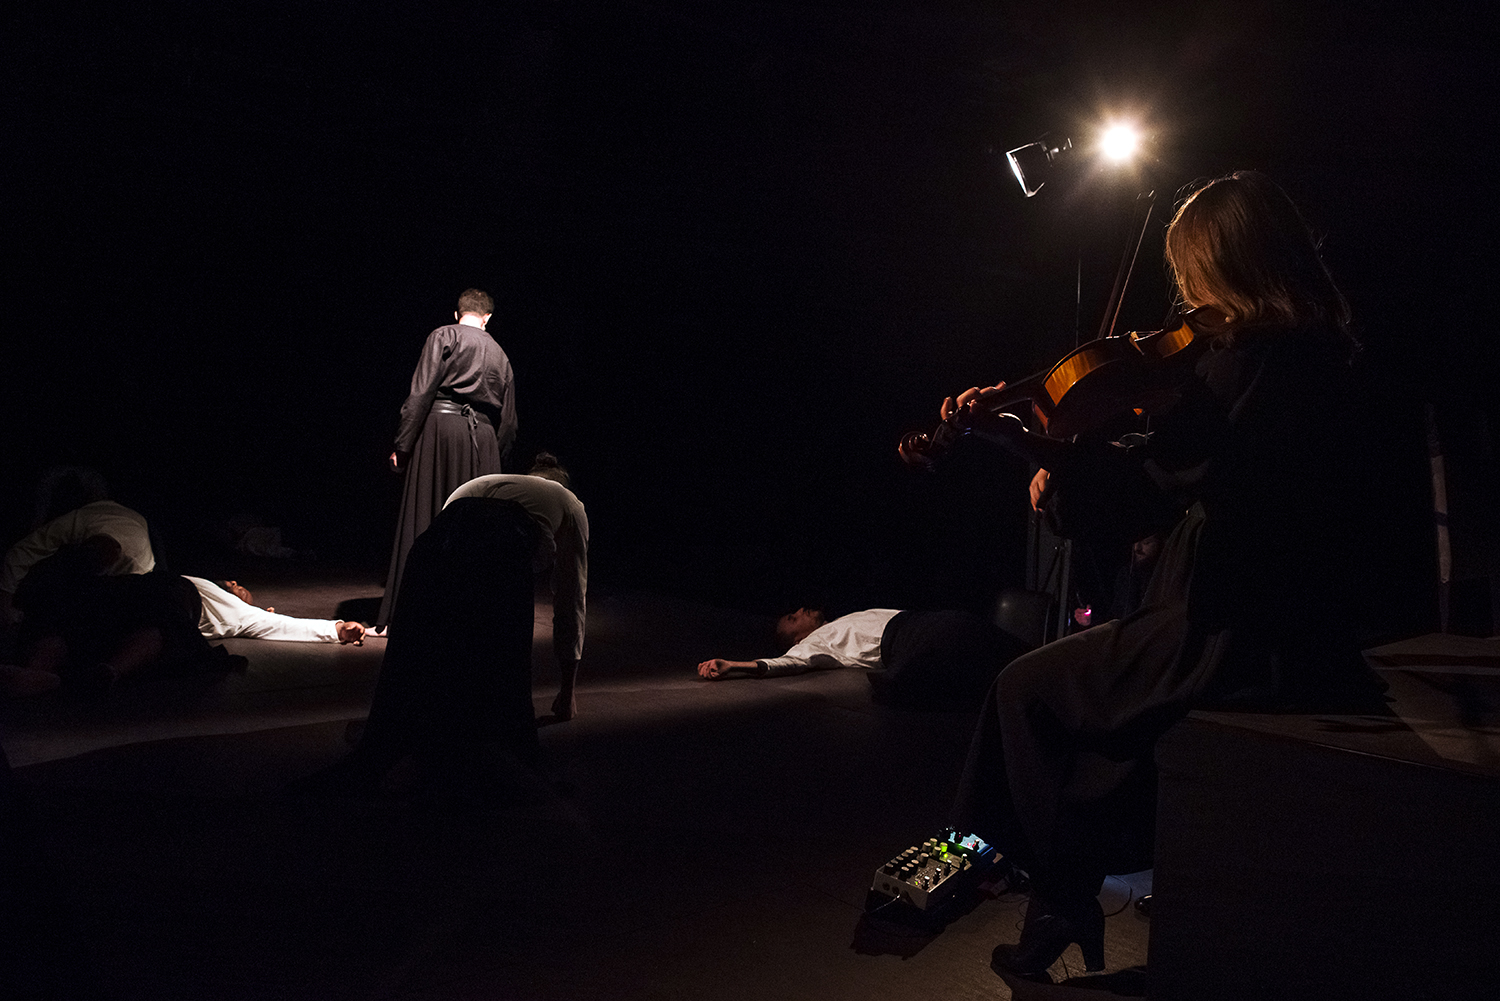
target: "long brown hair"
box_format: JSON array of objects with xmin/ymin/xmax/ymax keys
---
[{"xmin": 1165, "ymin": 171, "xmax": 1352, "ymax": 345}]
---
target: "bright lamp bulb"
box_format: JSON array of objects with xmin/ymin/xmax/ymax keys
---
[{"xmin": 1099, "ymin": 124, "xmax": 1139, "ymax": 162}]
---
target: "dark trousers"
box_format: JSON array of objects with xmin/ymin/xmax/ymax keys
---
[
  {"xmin": 17, "ymin": 559, "xmax": 211, "ymax": 681},
  {"xmin": 873, "ymin": 609, "xmax": 1031, "ymax": 710},
  {"xmin": 360, "ymin": 497, "xmax": 540, "ymax": 777}
]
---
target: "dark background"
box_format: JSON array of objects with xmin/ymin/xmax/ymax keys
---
[{"xmin": 3, "ymin": 1, "xmax": 1492, "ymax": 630}]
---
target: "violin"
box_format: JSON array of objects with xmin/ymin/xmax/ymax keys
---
[{"xmin": 899, "ymin": 306, "xmax": 1232, "ymax": 469}]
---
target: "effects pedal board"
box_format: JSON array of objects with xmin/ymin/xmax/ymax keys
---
[{"xmin": 869, "ymin": 830, "xmax": 1000, "ymax": 911}]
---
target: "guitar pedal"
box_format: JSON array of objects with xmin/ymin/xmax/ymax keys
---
[{"xmin": 869, "ymin": 830, "xmax": 1000, "ymax": 911}]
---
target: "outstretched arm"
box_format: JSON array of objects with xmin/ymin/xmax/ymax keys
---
[
  {"xmin": 189, "ymin": 576, "xmax": 349, "ymax": 643},
  {"xmin": 697, "ymin": 658, "xmax": 766, "ymax": 680}
]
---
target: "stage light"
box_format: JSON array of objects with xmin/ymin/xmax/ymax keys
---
[
  {"xmin": 1005, "ymin": 121, "xmax": 1149, "ymax": 196},
  {"xmin": 1099, "ymin": 123, "xmax": 1140, "ymax": 163},
  {"xmin": 1006, "ymin": 136, "xmax": 1074, "ymax": 198}
]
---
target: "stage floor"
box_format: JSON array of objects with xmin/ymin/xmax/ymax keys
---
[{"xmin": 8, "ymin": 572, "xmax": 1490, "ymax": 1000}]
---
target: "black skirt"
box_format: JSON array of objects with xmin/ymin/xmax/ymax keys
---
[
  {"xmin": 377, "ymin": 407, "xmax": 504, "ymax": 626},
  {"xmin": 949, "ymin": 506, "xmax": 1384, "ymax": 902}
]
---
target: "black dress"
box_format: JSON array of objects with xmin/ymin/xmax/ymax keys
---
[{"xmin": 950, "ymin": 323, "xmax": 1387, "ymax": 903}]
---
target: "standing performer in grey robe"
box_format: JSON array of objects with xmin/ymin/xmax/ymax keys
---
[{"xmin": 378, "ymin": 288, "xmax": 518, "ymax": 627}]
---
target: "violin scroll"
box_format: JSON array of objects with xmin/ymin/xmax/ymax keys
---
[
  {"xmin": 898, "ymin": 401, "xmax": 1029, "ymax": 470},
  {"xmin": 898, "ymin": 430, "xmax": 940, "ymax": 469},
  {"xmin": 899, "ymin": 414, "xmax": 969, "ymax": 469}
]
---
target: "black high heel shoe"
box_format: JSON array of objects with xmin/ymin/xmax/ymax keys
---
[{"xmin": 991, "ymin": 894, "xmax": 1105, "ymax": 977}]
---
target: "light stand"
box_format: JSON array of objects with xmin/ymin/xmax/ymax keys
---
[{"xmin": 1006, "ymin": 127, "xmax": 1155, "ymax": 641}]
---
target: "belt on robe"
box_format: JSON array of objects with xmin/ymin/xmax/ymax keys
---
[{"xmin": 430, "ymin": 400, "xmax": 492, "ymax": 454}]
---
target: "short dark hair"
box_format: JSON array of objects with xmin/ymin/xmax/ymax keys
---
[{"xmin": 456, "ymin": 288, "xmax": 494, "ymax": 316}]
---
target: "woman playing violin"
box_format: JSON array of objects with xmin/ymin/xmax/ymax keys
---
[{"xmin": 945, "ymin": 171, "xmax": 1386, "ymax": 977}]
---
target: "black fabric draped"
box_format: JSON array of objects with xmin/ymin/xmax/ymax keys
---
[
  {"xmin": 950, "ymin": 324, "xmax": 1389, "ymax": 904},
  {"xmin": 359, "ymin": 497, "xmax": 541, "ymax": 778},
  {"xmin": 874, "ymin": 609, "xmax": 1031, "ymax": 710}
]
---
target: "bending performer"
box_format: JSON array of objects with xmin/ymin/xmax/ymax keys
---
[
  {"xmin": 1, "ymin": 496, "xmax": 155, "ymax": 630},
  {"xmin": 308, "ymin": 454, "xmax": 586, "ymax": 798}
]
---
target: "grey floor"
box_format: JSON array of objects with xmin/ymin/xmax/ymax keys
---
[{"xmin": 3, "ymin": 574, "xmax": 1152, "ymax": 1000}]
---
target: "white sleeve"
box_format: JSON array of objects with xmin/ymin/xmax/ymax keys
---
[
  {"xmin": 550, "ymin": 501, "xmax": 588, "ymax": 664},
  {"xmin": 757, "ymin": 640, "xmax": 842, "ymax": 677},
  {"xmin": 1, "ymin": 523, "xmax": 65, "ymax": 593},
  {"xmin": 229, "ymin": 606, "xmax": 343, "ymax": 643},
  {"xmin": 757, "ymin": 654, "xmax": 818, "ymax": 677}
]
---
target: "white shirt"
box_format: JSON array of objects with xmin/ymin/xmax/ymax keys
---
[
  {"xmin": 187, "ymin": 576, "xmax": 343, "ymax": 642},
  {"xmin": 444, "ymin": 474, "xmax": 589, "ymax": 663},
  {"xmin": 1, "ymin": 501, "xmax": 155, "ymax": 594},
  {"xmin": 758, "ymin": 608, "xmax": 902, "ymax": 677}
]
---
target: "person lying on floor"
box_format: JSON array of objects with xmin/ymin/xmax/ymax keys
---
[
  {"xmin": 696, "ymin": 607, "xmax": 1030, "ymax": 709},
  {"xmin": 188, "ymin": 577, "xmax": 366, "ymax": 644},
  {"xmin": 0, "ymin": 536, "xmax": 236, "ymax": 699},
  {"xmin": 2, "ymin": 571, "xmax": 366, "ymax": 698}
]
